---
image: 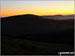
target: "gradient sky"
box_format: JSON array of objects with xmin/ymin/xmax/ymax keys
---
[{"xmin": 1, "ymin": 1, "xmax": 74, "ymax": 17}]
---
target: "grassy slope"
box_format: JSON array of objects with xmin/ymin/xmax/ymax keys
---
[{"xmin": 1, "ymin": 36, "xmax": 74, "ymax": 55}]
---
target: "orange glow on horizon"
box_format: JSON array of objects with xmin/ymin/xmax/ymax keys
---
[
  {"xmin": 1, "ymin": 1, "xmax": 74, "ymax": 17},
  {"xmin": 1, "ymin": 7, "xmax": 74, "ymax": 17},
  {"xmin": 1, "ymin": 9, "xmax": 74, "ymax": 17}
]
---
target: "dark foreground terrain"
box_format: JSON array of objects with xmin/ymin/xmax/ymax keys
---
[
  {"xmin": 1, "ymin": 14, "xmax": 74, "ymax": 55},
  {"xmin": 2, "ymin": 36, "xmax": 73, "ymax": 55}
]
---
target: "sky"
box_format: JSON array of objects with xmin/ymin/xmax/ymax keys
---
[{"xmin": 1, "ymin": 1, "xmax": 74, "ymax": 17}]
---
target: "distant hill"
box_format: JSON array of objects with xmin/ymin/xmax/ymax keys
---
[
  {"xmin": 42, "ymin": 14, "xmax": 74, "ymax": 20},
  {"xmin": 1, "ymin": 14, "xmax": 74, "ymax": 44},
  {"xmin": 1, "ymin": 14, "xmax": 74, "ymax": 55}
]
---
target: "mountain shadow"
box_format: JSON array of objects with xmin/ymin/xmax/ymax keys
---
[{"xmin": 1, "ymin": 14, "xmax": 74, "ymax": 55}]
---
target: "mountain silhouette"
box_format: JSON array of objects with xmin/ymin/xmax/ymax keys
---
[
  {"xmin": 1, "ymin": 14, "xmax": 74, "ymax": 44},
  {"xmin": 1, "ymin": 14, "xmax": 74, "ymax": 55}
]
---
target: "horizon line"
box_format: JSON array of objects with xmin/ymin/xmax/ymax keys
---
[{"xmin": 1, "ymin": 14, "xmax": 75, "ymax": 18}]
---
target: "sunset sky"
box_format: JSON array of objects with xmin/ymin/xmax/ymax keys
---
[{"xmin": 1, "ymin": 1, "xmax": 74, "ymax": 17}]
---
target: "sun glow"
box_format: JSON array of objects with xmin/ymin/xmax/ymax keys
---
[{"xmin": 1, "ymin": 1, "xmax": 74, "ymax": 17}]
